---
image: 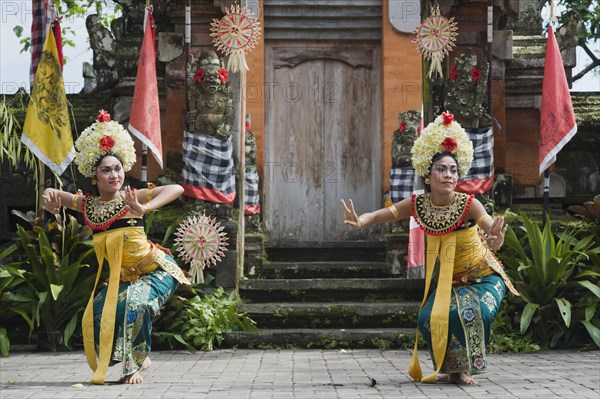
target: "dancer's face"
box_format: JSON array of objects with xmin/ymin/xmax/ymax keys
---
[
  {"xmin": 95, "ymin": 155, "xmax": 125, "ymax": 197},
  {"xmin": 428, "ymin": 155, "xmax": 458, "ymax": 194}
]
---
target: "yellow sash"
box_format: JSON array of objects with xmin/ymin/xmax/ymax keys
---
[
  {"xmin": 408, "ymin": 233, "xmax": 456, "ymax": 383},
  {"xmin": 82, "ymin": 229, "xmax": 124, "ymax": 385}
]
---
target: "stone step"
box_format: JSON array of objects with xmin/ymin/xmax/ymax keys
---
[
  {"xmin": 259, "ymin": 261, "xmax": 389, "ymax": 279},
  {"xmin": 241, "ymin": 302, "xmax": 419, "ymax": 329},
  {"xmin": 224, "ymin": 328, "xmax": 417, "ymax": 349},
  {"xmin": 266, "ymin": 241, "xmax": 387, "ymax": 262},
  {"xmin": 239, "ymin": 278, "xmax": 424, "ymax": 302}
]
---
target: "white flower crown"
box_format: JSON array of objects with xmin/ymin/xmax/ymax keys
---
[
  {"xmin": 74, "ymin": 110, "xmax": 136, "ymax": 178},
  {"xmin": 411, "ymin": 112, "xmax": 474, "ymax": 178}
]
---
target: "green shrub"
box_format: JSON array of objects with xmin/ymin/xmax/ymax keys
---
[
  {"xmin": 496, "ymin": 212, "xmax": 600, "ymax": 348},
  {"xmin": 1, "ymin": 210, "xmax": 98, "ymax": 351},
  {"xmin": 153, "ymin": 287, "xmax": 257, "ymax": 351}
]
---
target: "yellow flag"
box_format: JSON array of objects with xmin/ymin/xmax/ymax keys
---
[{"xmin": 22, "ymin": 29, "xmax": 74, "ymax": 176}]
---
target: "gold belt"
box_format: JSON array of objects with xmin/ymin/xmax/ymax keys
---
[
  {"xmin": 120, "ymin": 243, "xmax": 163, "ymax": 282},
  {"xmin": 451, "ymin": 256, "xmax": 495, "ymax": 286}
]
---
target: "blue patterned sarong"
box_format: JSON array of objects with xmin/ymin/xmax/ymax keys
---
[{"xmin": 417, "ymin": 274, "xmax": 506, "ymax": 374}]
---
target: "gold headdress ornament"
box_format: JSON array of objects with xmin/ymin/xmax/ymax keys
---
[
  {"xmin": 411, "ymin": 112, "xmax": 473, "ymax": 178},
  {"xmin": 74, "ymin": 110, "xmax": 136, "ymax": 178}
]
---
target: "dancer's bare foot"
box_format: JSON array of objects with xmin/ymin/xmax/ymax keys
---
[
  {"xmin": 119, "ymin": 357, "xmax": 151, "ymax": 384},
  {"xmin": 450, "ymin": 371, "xmax": 478, "ymax": 385},
  {"xmin": 435, "ymin": 372, "xmax": 478, "ymax": 384}
]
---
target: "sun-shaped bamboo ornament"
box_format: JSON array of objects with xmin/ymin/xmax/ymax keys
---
[
  {"xmin": 174, "ymin": 214, "xmax": 228, "ymax": 284},
  {"xmin": 413, "ymin": 4, "xmax": 458, "ymax": 79},
  {"xmin": 210, "ymin": 4, "xmax": 261, "ymax": 73}
]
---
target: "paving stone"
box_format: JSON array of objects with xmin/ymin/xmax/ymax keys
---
[{"xmin": 0, "ymin": 349, "xmax": 598, "ymax": 398}]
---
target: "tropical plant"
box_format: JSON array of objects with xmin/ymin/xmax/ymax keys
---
[
  {"xmin": 0, "ymin": 243, "xmax": 29, "ymax": 356},
  {"xmin": 497, "ymin": 212, "xmax": 600, "ymax": 348},
  {"xmin": 0, "ymin": 95, "xmax": 36, "ymax": 171},
  {"xmin": 568, "ymin": 195, "xmax": 600, "ymax": 224},
  {"xmin": 1, "ymin": 210, "xmax": 98, "ymax": 351},
  {"xmin": 153, "ymin": 287, "xmax": 257, "ymax": 352}
]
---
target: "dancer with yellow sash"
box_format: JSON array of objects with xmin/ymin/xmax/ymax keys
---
[
  {"xmin": 42, "ymin": 111, "xmax": 191, "ymax": 385},
  {"xmin": 341, "ymin": 112, "xmax": 518, "ymax": 385}
]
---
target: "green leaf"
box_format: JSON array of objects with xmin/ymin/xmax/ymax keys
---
[
  {"xmin": 50, "ymin": 284, "xmax": 63, "ymax": 300},
  {"xmin": 12, "ymin": 25, "xmax": 23, "ymax": 38},
  {"xmin": 9, "ymin": 308, "xmax": 34, "ymax": 331},
  {"xmin": 575, "ymin": 270, "xmax": 600, "ymax": 278},
  {"xmin": 0, "ymin": 327, "xmax": 9, "ymax": 357},
  {"xmin": 520, "ymin": 303, "xmax": 540, "ymax": 334},
  {"xmin": 577, "ymin": 281, "xmax": 600, "ymax": 299},
  {"xmin": 581, "ymin": 320, "xmax": 600, "ymax": 349},
  {"xmin": 63, "ymin": 312, "xmax": 79, "ymax": 349},
  {"xmin": 585, "ymin": 302, "xmax": 597, "ymax": 321},
  {"xmin": 554, "ymin": 298, "xmax": 572, "ymax": 328}
]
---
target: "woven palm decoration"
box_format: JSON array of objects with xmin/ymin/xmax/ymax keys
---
[
  {"xmin": 413, "ymin": 4, "xmax": 458, "ymax": 79},
  {"xmin": 174, "ymin": 214, "xmax": 228, "ymax": 284},
  {"xmin": 210, "ymin": 4, "xmax": 261, "ymax": 73}
]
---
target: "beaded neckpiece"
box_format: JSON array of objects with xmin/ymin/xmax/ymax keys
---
[
  {"xmin": 83, "ymin": 194, "xmax": 129, "ymax": 231},
  {"xmin": 411, "ymin": 192, "xmax": 473, "ymax": 236}
]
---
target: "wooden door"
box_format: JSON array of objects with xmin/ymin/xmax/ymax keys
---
[{"xmin": 264, "ymin": 42, "xmax": 382, "ymax": 243}]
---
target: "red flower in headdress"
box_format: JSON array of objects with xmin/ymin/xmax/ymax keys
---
[
  {"xmin": 398, "ymin": 120, "xmax": 407, "ymax": 132},
  {"xmin": 442, "ymin": 112, "xmax": 454, "ymax": 126},
  {"xmin": 99, "ymin": 136, "xmax": 115, "ymax": 151},
  {"xmin": 440, "ymin": 137, "xmax": 457, "ymax": 153},
  {"xmin": 470, "ymin": 68, "xmax": 482, "ymax": 83},
  {"xmin": 194, "ymin": 69, "xmax": 205, "ymax": 83},
  {"xmin": 245, "ymin": 120, "xmax": 251, "ymax": 132},
  {"xmin": 97, "ymin": 110, "xmax": 111, "ymax": 122},
  {"xmin": 218, "ymin": 68, "xmax": 229, "ymax": 84},
  {"xmin": 450, "ymin": 65, "xmax": 458, "ymax": 81}
]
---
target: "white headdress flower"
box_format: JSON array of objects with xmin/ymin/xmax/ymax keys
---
[
  {"xmin": 411, "ymin": 112, "xmax": 474, "ymax": 178},
  {"xmin": 74, "ymin": 110, "xmax": 136, "ymax": 178}
]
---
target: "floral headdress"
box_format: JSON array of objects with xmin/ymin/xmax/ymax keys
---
[
  {"xmin": 74, "ymin": 110, "xmax": 136, "ymax": 178},
  {"xmin": 411, "ymin": 112, "xmax": 473, "ymax": 177}
]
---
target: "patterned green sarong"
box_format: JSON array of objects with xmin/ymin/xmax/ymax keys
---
[{"xmin": 417, "ymin": 274, "xmax": 506, "ymax": 374}]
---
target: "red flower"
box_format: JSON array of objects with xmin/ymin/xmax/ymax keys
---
[
  {"xmin": 194, "ymin": 69, "xmax": 205, "ymax": 83},
  {"xmin": 450, "ymin": 65, "xmax": 457, "ymax": 81},
  {"xmin": 97, "ymin": 110, "xmax": 111, "ymax": 122},
  {"xmin": 245, "ymin": 121, "xmax": 251, "ymax": 132},
  {"xmin": 442, "ymin": 112, "xmax": 454, "ymax": 126},
  {"xmin": 470, "ymin": 68, "xmax": 483, "ymax": 83},
  {"xmin": 218, "ymin": 68, "xmax": 228, "ymax": 84},
  {"xmin": 398, "ymin": 120, "xmax": 407, "ymax": 132},
  {"xmin": 99, "ymin": 136, "xmax": 115, "ymax": 151},
  {"xmin": 441, "ymin": 137, "xmax": 457, "ymax": 153}
]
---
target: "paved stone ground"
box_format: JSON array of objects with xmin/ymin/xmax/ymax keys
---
[{"xmin": 0, "ymin": 349, "xmax": 598, "ymax": 399}]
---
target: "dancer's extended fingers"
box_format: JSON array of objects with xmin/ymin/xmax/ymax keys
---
[
  {"xmin": 340, "ymin": 199, "xmax": 351, "ymax": 214},
  {"xmin": 348, "ymin": 199, "xmax": 357, "ymax": 215}
]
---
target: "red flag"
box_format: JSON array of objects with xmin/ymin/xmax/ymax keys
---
[
  {"xmin": 539, "ymin": 25, "xmax": 577, "ymax": 175},
  {"xmin": 407, "ymin": 108, "xmax": 425, "ymax": 277},
  {"xmin": 129, "ymin": 12, "xmax": 163, "ymax": 169},
  {"xmin": 53, "ymin": 19, "xmax": 64, "ymax": 70}
]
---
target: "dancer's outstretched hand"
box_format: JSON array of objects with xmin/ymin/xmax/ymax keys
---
[
  {"xmin": 340, "ymin": 199, "xmax": 361, "ymax": 229},
  {"xmin": 486, "ymin": 216, "xmax": 508, "ymax": 250}
]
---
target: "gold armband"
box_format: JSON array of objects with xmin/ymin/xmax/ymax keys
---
[
  {"xmin": 146, "ymin": 182, "xmax": 156, "ymax": 202},
  {"xmin": 476, "ymin": 214, "xmax": 493, "ymax": 228},
  {"xmin": 386, "ymin": 204, "xmax": 400, "ymax": 220},
  {"xmin": 71, "ymin": 189, "xmax": 83, "ymax": 210}
]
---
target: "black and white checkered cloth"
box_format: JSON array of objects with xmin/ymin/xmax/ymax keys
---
[
  {"xmin": 389, "ymin": 167, "xmax": 416, "ymax": 202},
  {"xmin": 30, "ymin": 0, "xmax": 55, "ymax": 87},
  {"xmin": 182, "ymin": 131, "xmax": 236, "ymax": 198},
  {"xmin": 244, "ymin": 165, "xmax": 260, "ymax": 215},
  {"xmin": 461, "ymin": 126, "xmax": 494, "ymax": 182}
]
